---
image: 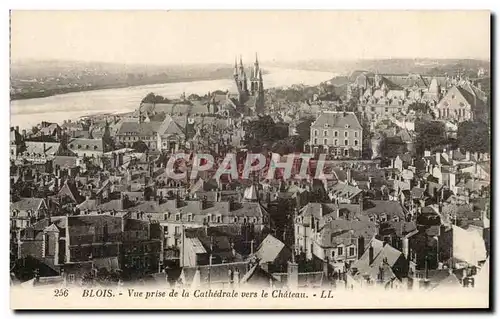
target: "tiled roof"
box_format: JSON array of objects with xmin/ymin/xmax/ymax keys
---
[
  {"xmin": 317, "ymin": 220, "xmax": 377, "ymax": 248},
  {"xmin": 53, "ymin": 156, "xmax": 78, "ymax": 169},
  {"xmin": 68, "ymin": 138, "xmax": 104, "ymax": 152},
  {"xmin": 254, "ymin": 234, "xmax": 288, "ymax": 264},
  {"xmin": 180, "ymin": 261, "xmax": 250, "ymax": 285},
  {"xmin": 23, "ymin": 141, "xmax": 61, "ymax": 157},
  {"xmin": 11, "ymin": 198, "xmax": 45, "ymax": 212},
  {"xmin": 351, "ymin": 239, "xmax": 404, "ymax": 282},
  {"xmin": 311, "ymin": 111, "xmax": 362, "ymax": 130},
  {"xmin": 116, "ymin": 121, "xmax": 162, "ymax": 136},
  {"xmin": 157, "ymin": 115, "xmax": 185, "ymax": 137}
]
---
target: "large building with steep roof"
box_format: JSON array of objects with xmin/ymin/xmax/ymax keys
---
[{"xmin": 309, "ymin": 111, "xmax": 363, "ymax": 158}]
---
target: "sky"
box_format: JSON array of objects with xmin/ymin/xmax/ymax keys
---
[{"xmin": 10, "ymin": 10, "xmax": 491, "ymax": 65}]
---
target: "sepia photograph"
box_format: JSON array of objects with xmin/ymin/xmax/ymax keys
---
[{"xmin": 8, "ymin": 10, "xmax": 491, "ymax": 310}]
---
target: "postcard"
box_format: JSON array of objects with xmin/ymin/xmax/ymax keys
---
[{"xmin": 9, "ymin": 10, "xmax": 490, "ymax": 310}]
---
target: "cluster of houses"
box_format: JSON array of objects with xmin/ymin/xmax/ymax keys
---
[{"xmin": 10, "ymin": 61, "xmax": 490, "ymax": 292}]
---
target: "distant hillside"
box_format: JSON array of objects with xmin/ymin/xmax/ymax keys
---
[
  {"xmin": 10, "ymin": 60, "xmax": 236, "ymax": 100},
  {"xmin": 268, "ymin": 58, "xmax": 490, "ymax": 78}
]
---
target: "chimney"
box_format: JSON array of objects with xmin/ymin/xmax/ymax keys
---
[
  {"xmin": 287, "ymin": 261, "xmax": 298, "ymax": 289},
  {"xmin": 200, "ymin": 196, "xmax": 208, "ymax": 210},
  {"xmin": 346, "ymin": 168, "xmax": 352, "ymax": 184},
  {"xmin": 323, "ymin": 256, "xmax": 329, "ymax": 278},
  {"xmin": 368, "ymin": 243, "xmax": 374, "ymax": 265}
]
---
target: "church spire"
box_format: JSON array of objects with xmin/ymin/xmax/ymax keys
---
[{"xmin": 234, "ymin": 56, "xmax": 238, "ymax": 76}]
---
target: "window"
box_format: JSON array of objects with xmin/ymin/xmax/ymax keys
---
[
  {"xmin": 385, "ymin": 108, "xmax": 389, "ymax": 113},
  {"xmin": 344, "ymin": 149, "xmax": 349, "ymax": 156},
  {"xmin": 344, "ymin": 131, "xmax": 348, "ymax": 137},
  {"xmin": 371, "ymin": 107, "xmax": 376, "ymax": 112},
  {"xmin": 175, "ymin": 226, "xmax": 180, "ymax": 235},
  {"xmin": 175, "ymin": 214, "xmax": 180, "ymax": 221},
  {"xmin": 331, "ymin": 250, "xmax": 335, "ymax": 258},
  {"xmin": 354, "ymin": 131, "xmax": 358, "ymax": 138},
  {"xmin": 68, "ymin": 274, "xmax": 76, "ymax": 283},
  {"xmin": 344, "ymin": 139, "xmax": 348, "ymax": 146},
  {"xmin": 187, "ymin": 214, "xmax": 193, "ymax": 222},
  {"xmin": 314, "ymin": 138, "xmax": 318, "ymax": 145},
  {"xmin": 334, "ymin": 131, "xmax": 338, "ymax": 137},
  {"xmin": 354, "ymin": 140, "xmax": 359, "ymax": 146},
  {"xmin": 314, "ymin": 130, "xmax": 318, "ymax": 137},
  {"xmin": 334, "ymin": 139, "xmax": 338, "ymax": 146},
  {"xmin": 323, "ymin": 139, "xmax": 328, "ymax": 145},
  {"xmin": 349, "ymin": 247, "xmax": 355, "ymax": 257},
  {"xmin": 216, "ymin": 215, "xmax": 221, "ymax": 223},
  {"xmin": 94, "ymin": 145, "xmax": 98, "ymax": 150},
  {"xmin": 78, "ymin": 145, "xmax": 82, "ymax": 149},
  {"xmin": 338, "ymin": 247, "xmax": 344, "ymax": 255},
  {"xmin": 323, "ymin": 130, "xmax": 328, "ymax": 136},
  {"xmin": 85, "ymin": 145, "xmax": 89, "ymax": 149}
]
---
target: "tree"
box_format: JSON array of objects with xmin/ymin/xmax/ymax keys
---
[
  {"xmin": 295, "ymin": 116, "xmax": 315, "ymax": 141},
  {"xmin": 271, "ymin": 136, "xmax": 305, "ymax": 155},
  {"xmin": 132, "ymin": 140, "xmax": 149, "ymax": 153},
  {"xmin": 415, "ymin": 120, "xmax": 448, "ymax": 155},
  {"xmin": 243, "ymin": 115, "xmax": 288, "ymax": 151},
  {"xmin": 457, "ymin": 120, "xmax": 490, "ymax": 154},
  {"xmin": 408, "ymin": 101, "xmax": 430, "ymax": 114},
  {"xmin": 141, "ymin": 93, "xmax": 168, "ymax": 104}
]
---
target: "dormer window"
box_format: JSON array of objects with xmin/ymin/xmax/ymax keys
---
[
  {"xmin": 187, "ymin": 214, "xmax": 193, "ymax": 222},
  {"xmin": 345, "ymin": 124, "xmax": 350, "ymax": 129},
  {"xmin": 324, "ymin": 123, "xmax": 330, "ymax": 128},
  {"xmin": 216, "ymin": 215, "xmax": 222, "ymax": 223}
]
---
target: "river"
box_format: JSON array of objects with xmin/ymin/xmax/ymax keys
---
[{"xmin": 10, "ymin": 68, "xmax": 336, "ymax": 129}]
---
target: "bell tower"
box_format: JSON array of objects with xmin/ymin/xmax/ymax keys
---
[{"xmin": 250, "ymin": 53, "xmax": 261, "ymax": 95}]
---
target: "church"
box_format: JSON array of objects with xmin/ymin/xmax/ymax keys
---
[{"xmin": 231, "ymin": 54, "xmax": 265, "ymax": 116}]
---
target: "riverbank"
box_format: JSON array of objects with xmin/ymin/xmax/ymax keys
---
[
  {"xmin": 11, "ymin": 68, "xmax": 337, "ymax": 129},
  {"xmin": 11, "ymin": 71, "xmax": 252, "ymax": 101}
]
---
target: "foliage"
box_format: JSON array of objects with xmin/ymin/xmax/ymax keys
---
[
  {"xmin": 295, "ymin": 116, "xmax": 315, "ymax": 141},
  {"xmin": 132, "ymin": 140, "xmax": 149, "ymax": 153},
  {"xmin": 408, "ymin": 101, "xmax": 430, "ymax": 114},
  {"xmin": 457, "ymin": 120, "xmax": 490, "ymax": 154},
  {"xmin": 415, "ymin": 120, "xmax": 448, "ymax": 155},
  {"xmin": 141, "ymin": 92, "xmax": 169, "ymax": 104},
  {"xmin": 243, "ymin": 115, "xmax": 288, "ymax": 151},
  {"xmin": 271, "ymin": 136, "xmax": 305, "ymax": 155}
]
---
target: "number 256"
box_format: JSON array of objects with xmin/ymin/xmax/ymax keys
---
[{"xmin": 54, "ymin": 289, "xmax": 69, "ymax": 297}]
